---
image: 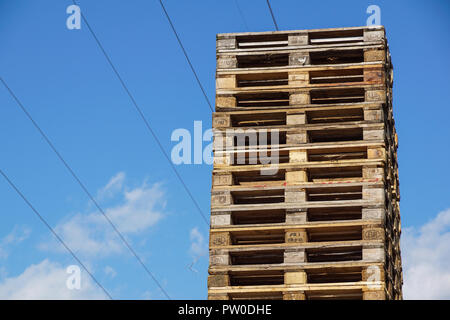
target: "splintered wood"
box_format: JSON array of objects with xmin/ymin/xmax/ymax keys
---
[{"xmin": 209, "ymin": 26, "xmax": 402, "ymax": 300}]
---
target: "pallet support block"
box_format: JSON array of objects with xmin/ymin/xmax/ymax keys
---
[
  {"xmin": 286, "ymin": 169, "xmax": 308, "ymax": 183},
  {"xmin": 286, "ymin": 132, "xmax": 307, "ymax": 144},
  {"xmin": 367, "ymin": 146, "xmax": 386, "ymax": 160},
  {"xmin": 286, "ymin": 112, "xmax": 306, "ymax": 125},
  {"xmin": 216, "ymin": 75, "xmax": 236, "ymax": 90},
  {"xmin": 363, "ymin": 29, "xmax": 385, "ymax": 42},
  {"xmin": 213, "ymin": 136, "xmax": 233, "ymax": 153},
  {"xmin": 363, "ymin": 245, "xmax": 385, "ymax": 263},
  {"xmin": 208, "ymin": 274, "xmax": 230, "ymax": 288},
  {"xmin": 285, "ymin": 188, "xmax": 307, "ymax": 203},
  {"xmin": 211, "ymin": 191, "xmax": 232, "ymax": 207},
  {"xmin": 216, "ymin": 95, "xmax": 236, "ymax": 108},
  {"xmin": 363, "ymin": 288, "xmax": 386, "ymax": 300},
  {"xmin": 366, "ymin": 89, "xmax": 386, "ymax": 103},
  {"xmin": 289, "ymin": 150, "xmax": 308, "ymax": 163},
  {"xmin": 363, "ymin": 127, "xmax": 384, "ymax": 141},
  {"xmin": 289, "ymin": 52, "xmax": 310, "ymax": 66},
  {"xmin": 362, "ymin": 207, "xmax": 384, "ymax": 221},
  {"xmin": 284, "ymin": 248, "xmax": 306, "ymax": 264},
  {"xmin": 208, "ymin": 293, "xmax": 230, "ymax": 300},
  {"xmin": 210, "ymin": 232, "xmax": 232, "ymax": 247},
  {"xmin": 288, "ymin": 33, "xmax": 308, "ymax": 45},
  {"xmin": 290, "ymin": 92, "xmax": 310, "ymax": 105},
  {"xmin": 217, "ymin": 56, "xmax": 237, "ymax": 69},
  {"xmin": 285, "ymin": 271, "xmax": 307, "ymax": 285},
  {"xmin": 364, "ymin": 108, "xmax": 383, "ymax": 121},
  {"xmin": 213, "ymin": 114, "xmax": 231, "ymax": 128},
  {"xmin": 212, "ymin": 173, "xmax": 233, "ymax": 186},
  {"xmin": 362, "ymin": 265, "xmax": 385, "ymax": 283},
  {"xmin": 289, "ymin": 71, "xmax": 309, "ymax": 86},
  {"xmin": 362, "ymin": 225, "xmax": 385, "ymax": 241},
  {"xmin": 217, "ymin": 37, "xmax": 236, "ymax": 50},
  {"xmin": 363, "ymin": 68, "xmax": 385, "ymax": 84},
  {"xmin": 283, "ymin": 291, "xmax": 306, "ymax": 300},
  {"xmin": 363, "ymin": 186, "xmax": 385, "ymax": 202},
  {"xmin": 364, "ymin": 49, "xmax": 386, "ymax": 63},
  {"xmin": 211, "ymin": 213, "xmax": 231, "ymax": 227},
  {"xmin": 362, "ymin": 166, "xmax": 384, "ymax": 180},
  {"xmin": 210, "ymin": 249, "xmax": 230, "ymax": 266},
  {"xmin": 286, "ymin": 209, "xmax": 307, "ymax": 224},
  {"xmin": 213, "ymin": 154, "xmax": 231, "ymax": 166},
  {"xmin": 285, "ymin": 229, "xmax": 308, "ymax": 244}
]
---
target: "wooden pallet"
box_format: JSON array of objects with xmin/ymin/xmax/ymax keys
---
[
  {"xmin": 209, "ymin": 224, "xmax": 384, "ymax": 249},
  {"xmin": 217, "ymin": 26, "xmax": 386, "ymax": 53},
  {"xmin": 216, "ymin": 65, "xmax": 390, "ymax": 91},
  {"xmin": 213, "ymin": 123, "xmax": 386, "ymax": 153},
  {"xmin": 211, "ymin": 179, "xmax": 385, "ymax": 203},
  {"xmin": 214, "ymin": 105, "xmax": 384, "ymax": 129},
  {"xmin": 216, "ymin": 85, "xmax": 390, "ymax": 111},
  {"xmin": 213, "ymin": 143, "xmax": 387, "ymax": 169},
  {"xmin": 213, "ymin": 164, "xmax": 385, "ymax": 187},
  {"xmin": 212, "ymin": 104, "xmax": 396, "ymax": 140},
  {"xmin": 208, "ymin": 262, "xmax": 388, "ymax": 300},
  {"xmin": 217, "ymin": 46, "xmax": 389, "ymax": 70},
  {"xmin": 209, "ymin": 242, "xmax": 385, "ymax": 266},
  {"xmin": 209, "ymin": 286, "xmax": 386, "ymax": 300},
  {"xmin": 211, "ymin": 205, "xmax": 390, "ymax": 229}
]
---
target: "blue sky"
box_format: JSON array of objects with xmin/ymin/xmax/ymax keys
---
[{"xmin": 0, "ymin": 0, "xmax": 449, "ymax": 299}]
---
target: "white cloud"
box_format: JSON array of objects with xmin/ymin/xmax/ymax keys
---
[
  {"xmin": 40, "ymin": 213, "xmax": 124, "ymax": 257},
  {"xmin": 40, "ymin": 173, "xmax": 166, "ymax": 258},
  {"xmin": 0, "ymin": 226, "xmax": 31, "ymax": 259},
  {"xmin": 402, "ymin": 208, "xmax": 450, "ymax": 299},
  {"xmin": 106, "ymin": 183, "xmax": 165, "ymax": 233},
  {"xmin": 104, "ymin": 266, "xmax": 117, "ymax": 278},
  {"xmin": 96, "ymin": 172, "xmax": 126, "ymax": 201},
  {"xmin": 189, "ymin": 227, "xmax": 207, "ymax": 257},
  {"xmin": 0, "ymin": 259, "xmax": 107, "ymax": 300}
]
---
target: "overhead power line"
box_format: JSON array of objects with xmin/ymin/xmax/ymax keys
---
[
  {"xmin": 0, "ymin": 168, "xmax": 113, "ymax": 300},
  {"xmin": 0, "ymin": 77, "xmax": 171, "ymax": 300},
  {"xmin": 266, "ymin": 0, "xmax": 279, "ymax": 31},
  {"xmin": 70, "ymin": 0, "xmax": 209, "ymax": 227},
  {"xmin": 157, "ymin": 0, "xmax": 214, "ymax": 112},
  {"xmin": 234, "ymin": 0, "xmax": 250, "ymax": 31}
]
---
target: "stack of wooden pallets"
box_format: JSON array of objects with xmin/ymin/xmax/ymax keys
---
[{"xmin": 208, "ymin": 26, "xmax": 402, "ymax": 300}]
